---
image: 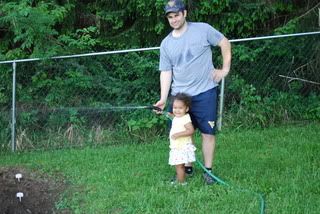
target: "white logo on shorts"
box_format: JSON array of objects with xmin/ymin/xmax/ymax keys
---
[{"xmin": 208, "ymin": 121, "xmax": 215, "ymax": 128}]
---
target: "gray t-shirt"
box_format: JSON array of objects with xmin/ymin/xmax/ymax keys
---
[{"xmin": 159, "ymin": 22, "xmax": 224, "ymax": 96}]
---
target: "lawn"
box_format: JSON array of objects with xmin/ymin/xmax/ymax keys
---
[{"xmin": 1, "ymin": 122, "xmax": 319, "ymax": 214}]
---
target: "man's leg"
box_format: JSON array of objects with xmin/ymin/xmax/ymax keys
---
[
  {"xmin": 202, "ymin": 133, "xmax": 216, "ymax": 185},
  {"xmin": 201, "ymin": 133, "xmax": 216, "ymax": 168},
  {"xmin": 189, "ymin": 87, "xmax": 218, "ymax": 183},
  {"xmin": 186, "ymin": 134, "xmax": 215, "ymax": 167}
]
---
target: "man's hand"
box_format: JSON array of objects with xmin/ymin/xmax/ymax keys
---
[
  {"xmin": 214, "ymin": 37, "xmax": 231, "ymax": 83},
  {"xmin": 154, "ymin": 100, "xmax": 166, "ymax": 113},
  {"xmin": 212, "ymin": 68, "xmax": 229, "ymax": 83}
]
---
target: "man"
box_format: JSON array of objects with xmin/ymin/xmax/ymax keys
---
[{"xmin": 154, "ymin": 0, "xmax": 231, "ymax": 185}]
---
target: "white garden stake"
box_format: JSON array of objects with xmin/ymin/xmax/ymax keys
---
[
  {"xmin": 15, "ymin": 173, "xmax": 22, "ymax": 182},
  {"xmin": 16, "ymin": 192, "xmax": 24, "ymax": 202}
]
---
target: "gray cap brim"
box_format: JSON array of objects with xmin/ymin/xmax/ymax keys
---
[{"xmin": 166, "ymin": 9, "xmax": 183, "ymax": 15}]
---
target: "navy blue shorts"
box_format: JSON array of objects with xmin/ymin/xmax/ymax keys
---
[{"xmin": 168, "ymin": 87, "xmax": 218, "ymax": 135}]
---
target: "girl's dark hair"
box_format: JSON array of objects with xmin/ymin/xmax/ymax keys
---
[{"xmin": 171, "ymin": 92, "xmax": 192, "ymax": 108}]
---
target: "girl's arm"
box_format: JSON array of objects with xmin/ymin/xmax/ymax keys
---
[{"xmin": 171, "ymin": 122, "xmax": 194, "ymax": 140}]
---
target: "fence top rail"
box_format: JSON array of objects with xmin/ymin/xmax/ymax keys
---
[{"xmin": 0, "ymin": 31, "xmax": 319, "ymax": 65}]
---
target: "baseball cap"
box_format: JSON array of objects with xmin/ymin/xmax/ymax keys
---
[{"xmin": 164, "ymin": 0, "xmax": 185, "ymax": 15}]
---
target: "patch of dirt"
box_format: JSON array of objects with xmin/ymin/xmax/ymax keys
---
[{"xmin": 0, "ymin": 166, "xmax": 70, "ymax": 214}]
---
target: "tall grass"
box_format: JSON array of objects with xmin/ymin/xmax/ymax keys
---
[{"xmin": 1, "ymin": 123, "xmax": 319, "ymax": 213}]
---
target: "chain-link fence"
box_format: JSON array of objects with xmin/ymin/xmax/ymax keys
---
[
  {"xmin": 1, "ymin": 32, "xmax": 319, "ymax": 152},
  {"xmin": 223, "ymin": 33, "xmax": 320, "ymax": 128},
  {"xmin": 0, "ymin": 63, "xmax": 12, "ymax": 152},
  {"xmin": 1, "ymin": 50, "xmax": 163, "ymax": 152}
]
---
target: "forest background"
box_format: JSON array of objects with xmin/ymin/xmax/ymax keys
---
[
  {"xmin": 0, "ymin": 0, "xmax": 319, "ymax": 150},
  {"xmin": 0, "ymin": 0, "xmax": 319, "ymax": 57}
]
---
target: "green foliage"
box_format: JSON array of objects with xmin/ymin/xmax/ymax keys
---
[
  {"xmin": 274, "ymin": 19, "xmax": 299, "ymax": 35},
  {"xmin": 0, "ymin": 0, "xmax": 319, "ymax": 149},
  {"xmin": 189, "ymin": 1, "xmax": 295, "ymax": 38},
  {"xmin": 127, "ymin": 115, "xmax": 166, "ymax": 142},
  {"xmin": 226, "ymin": 75, "xmax": 267, "ymax": 128},
  {"xmin": 0, "ymin": 65, "xmax": 12, "ymax": 121},
  {"xmin": 225, "ymin": 74, "xmax": 320, "ymax": 128},
  {"xmin": 0, "ymin": 110, "xmax": 10, "ymax": 149},
  {"xmin": 128, "ymin": 117, "xmax": 159, "ymax": 131},
  {"xmin": 0, "ymin": 0, "xmax": 318, "ymax": 54},
  {"xmin": 0, "ymin": 0, "xmax": 72, "ymax": 58},
  {"xmin": 304, "ymin": 94, "xmax": 320, "ymax": 121},
  {"xmin": 0, "ymin": 88, "xmax": 7, "ymax": 104},
  {"xmin": 127, "ymin": 112, "xmax": 167, "ymax": 138},
  {"xmin": 58, "ymin": 27, "xmax": 100, "ymax": 52}
]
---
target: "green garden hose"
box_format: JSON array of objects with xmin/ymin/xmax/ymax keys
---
[{"xmin": 196, "ymin": 159, "xmax": 265, "ymax": 214}]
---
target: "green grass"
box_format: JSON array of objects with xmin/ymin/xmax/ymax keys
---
[{"xmin": 1, "ymin": 123, "xmax": 319, "ymax": 213}]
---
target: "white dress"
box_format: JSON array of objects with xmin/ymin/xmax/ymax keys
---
[{"xmin": 168, "ymin": 114, "xmax": 196, "ymax": 166}]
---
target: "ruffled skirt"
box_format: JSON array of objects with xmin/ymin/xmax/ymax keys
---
[{"xmin": 169, "ymin": 144, "xmax": 196, "ymax": 166}]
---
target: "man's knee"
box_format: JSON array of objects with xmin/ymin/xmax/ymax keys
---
[{"xmin": 201, "ymin": 133, "xmax": 215, "ymax": 143}]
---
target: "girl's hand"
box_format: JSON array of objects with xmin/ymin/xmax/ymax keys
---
[{"xmin": 171, "ymin": 134, "xmax": 178, "ymax": 140}]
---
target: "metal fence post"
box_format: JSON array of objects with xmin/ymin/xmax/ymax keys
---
[
  {"xmin": 11, "ymin": 61, "xmax": 16, "ymax": 152},
  {"xmin": 217, "ymin": 77, "xmax": 225, "ymax": 131}
]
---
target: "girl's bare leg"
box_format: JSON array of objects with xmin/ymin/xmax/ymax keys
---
[{"xmin": 176, "ymin": 164, "xmax": 185, "ymax": 183}]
